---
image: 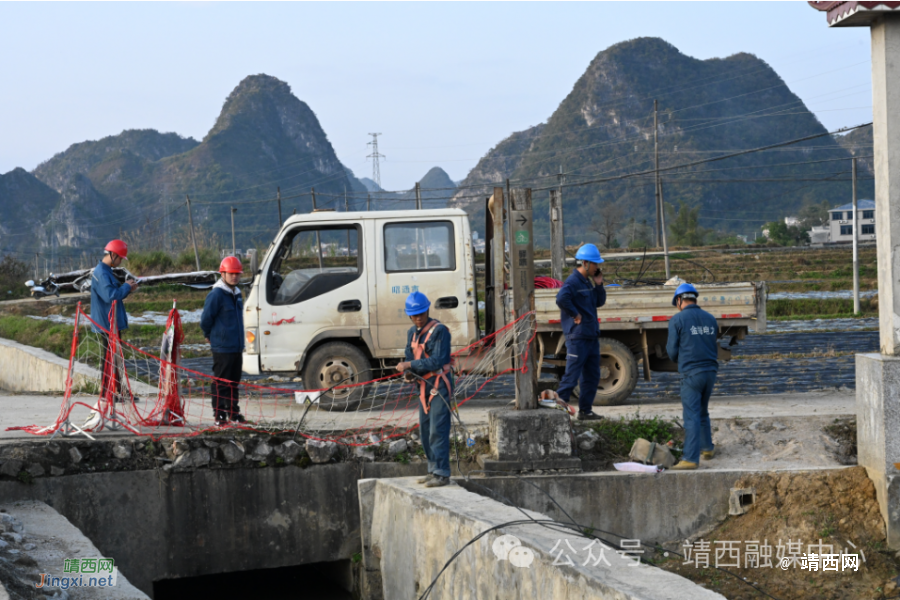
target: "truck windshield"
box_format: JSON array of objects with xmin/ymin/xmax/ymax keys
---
[
  {"xmin": 269, "ymin": 226, "xmax": 360, "ymax": 305},
  {"xmin": 384, "ymin": 221, "xmax": 455, "ymax": 272}
]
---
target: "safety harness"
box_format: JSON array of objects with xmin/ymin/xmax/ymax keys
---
[{"xmin": 410, "ymin": 319, "xmax": 453, "ymax": 414}]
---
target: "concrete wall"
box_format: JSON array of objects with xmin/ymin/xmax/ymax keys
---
[
  {"xmin": 0, "ymin": 336, "xmax": 98, "ymax": 393},
  {"xmin": 458, "ymin": 470, "xmax": 748, "ymax": 545},
  {"xmin": 359, "ymin": 477, "xmax": 725, "ymax": 600},
  {"xmin": 0, "ymin": 462, "xmax": 425, "ymax": 597}
]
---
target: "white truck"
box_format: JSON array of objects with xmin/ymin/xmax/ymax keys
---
[{"xmin": 241, "ymin": 208, "xmax": 765, "ymax": 408}]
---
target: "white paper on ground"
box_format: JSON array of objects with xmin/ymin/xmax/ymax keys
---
[{"xmin": 613, "ymin": 461, "xmax": 662, "ymax": 473}]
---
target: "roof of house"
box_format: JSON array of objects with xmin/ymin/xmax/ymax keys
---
[
  {"xmin": 809, "ymin": 1, "xmax": 900, "ymax": 27},
  {"xmin": 832, "ymin": 199, "xmax": 875, "ymax": 211}
]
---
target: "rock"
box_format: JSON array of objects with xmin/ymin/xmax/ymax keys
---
[
  {"xmin": 2, "ymin": 533, "xmax": 22, "ymax": 544},
  {"xmin": 248, "ymin": 441, "xmax": 273, "ymax": 461},
  {"xmin": 306, "ymin": 439, "xmax": 338, "ymax": 464},
  {"xmin": 0, "ymin": 540, "xmax": 8, "ymax": 550},
  {"xmin": 22, "ymin": 543, "xmax": 35, "ymax": 551},
  {"xmin": 221, "ymin": 441, "xmax": 245, "ymax": 464},
  {"xmin": 388, "ymin": 439, "xmax": 408, "ymax": 456},
  {"xmin": 26, "ymin": 463, "xmax": 44, "ymax": 477},
  {"xmin": 45, "ymin": 444, "xmax": 60, "ymax": 455},
  {"xmin": 292, "ymin": 377, "xmax": 303, "ymax": 383},
  {"xmin": 202, "ymin": 440, "xmax": 220, "ymax": 449},
  {"xmin": 171, "ymin": 440, "xmax": 190, "ymax": 457},
  {"xmin": 576, "ymin": 429, "xmax": 599, "ymax": 442},
  {"xmin": 578, "ymin": 439, "xmax": 596, "ymax": 451},
  {"xmin": 50, "ymin": 467, "xmax": 65, "ymax": 477},
  {"xmin": 367, "ymin": 433, "xmax": 381, "ymax": 445},
  {"xmin": 0, "ymin": 460, "xmax": 23, "ymax": 477},
  {"xmin": 354, "ymin": 446, "xmax": 375, "ymax": 462},
  {"xmin": 274, "ymin": 440, "xmax": 302, "ymax": 462},
  {"xmin": 112, "ymin": 444, "xmax": 132, "ymax": 460},
  {"xmin": 410, "ymin": 432, "xmax": 420, "ymax": 442},
  {"xmin": 748, "ymin": 421, "xmax": 760, "ymax": 431},
  {"xmin": 68, "ymin": 448, "xmax": 83, "ymax": 464},
  {"xmin": 174, "ymin": 448, "xmax": 211, "ymax": 470}
]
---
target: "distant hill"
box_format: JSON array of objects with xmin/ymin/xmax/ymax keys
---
[
  {"xmin": 452, "ymin": 37, "xmax": 871, "ymax": 241},
  {"xmin": 359, "ymin": 177, "xmax": 382, "ymax": 193},
  {"xmin": 365, "ymin": 166, "xmax": 457, "ymax": 210},
  {"xmin": 2, "ymin": 74, "xmax": 366, "ymax": 257}
]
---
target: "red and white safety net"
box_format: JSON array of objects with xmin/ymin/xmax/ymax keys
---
[{"xmin": 9, "ymin": 302, "xmax": 537, "ymax": 444}]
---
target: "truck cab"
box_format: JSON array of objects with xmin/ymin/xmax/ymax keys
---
[{"xmin": 242, "ymin": 209, "xmax": 478, "ymax": 406}]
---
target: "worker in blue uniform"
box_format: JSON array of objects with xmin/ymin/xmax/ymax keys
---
[
  {"xmin": 555, "ymin": 243, "xmax": 606, "ymax": 421},
  {"xmin": 666, "ymin": 283, "xmax": 720, "ymax": 470}
]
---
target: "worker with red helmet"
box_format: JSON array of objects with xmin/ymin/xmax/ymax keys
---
[
  {"xmin": 91, "ymin": 239, "xmax": 140, "ymax": 403},
  {"xmin": 201, "ymin": 256, "xmax": 246, "ymax": 426}
]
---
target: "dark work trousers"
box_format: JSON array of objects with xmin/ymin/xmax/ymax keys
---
[
  {"xmin": 100, "ymin": 334, "xmax": 126, "ymax": 403},
  {"xmin": 556, "ymin": 337, "xmax": 601, "ymax": 413},
  {"xmin": 212, "ymin": 352, "xmax": 243, "ymax": 421}
]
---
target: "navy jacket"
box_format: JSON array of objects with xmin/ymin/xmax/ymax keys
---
[
  {"xmin": 556, "ymin": 270, "xmax": 607, "ymax": 340},
  {"xmin": 201, "ymin": 281, "xmax": 245, "ymax": 354},
  {"xmin": 666, "ymin": 304, "xmax": 719, "ymax": 376},
  {"xmin": 90, "ymin": 261, "xmax": 132, "ymax": 333},
  {"xmin": 405, "ymin": 319, "xmax": 453, "ymax": 395}
]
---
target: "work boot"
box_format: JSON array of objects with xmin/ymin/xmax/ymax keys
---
[
  {"xmin": 577, "ymin": 411, "xmax": 603, "ymax": 422},
  {"xmin": 231, "ymin": 413, "xmax": 247, "ymax": 424},
  {"xmin": 701, "ymin": 449, "xmax": 715, "ymax": 460},
  {"xmin": 425, "ymin": 475, "xmax": 450, "ymax": 488},
  {"xmin": 417, "ymin": 473, "xmax": 435, "ymax": 484},
  {"xmin": 671, "ymin": 461, "xmax": 698, "ymax": 471}
]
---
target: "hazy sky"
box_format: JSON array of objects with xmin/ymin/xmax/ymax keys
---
[{"xmin": 0, "ymin": 2, "xmax": 871, "ymax": 191}]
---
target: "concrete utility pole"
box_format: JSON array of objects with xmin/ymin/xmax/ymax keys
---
[
  {"xmin": 659, "ymin": 181, "xmax": 671, "ymax": 279},
  {"xmin": 852, "ymin": 157, "xmax": 860, "ymax": 315},
  {"xmin": 509, "ymin": 188, "xmax": 536, "ymax": 410},
  {"xmin": 415, "ymin": 182, "xmax": 422, "ymax": 210},
  {"xmin": 549, "ymin": 189, "xmax": 565, "ymax": 282},
  {"xmin": 654, "ymin": 100, "xmax": 662, "ymax": 248},
  {"xmin": 185, "ymin": 195, "xmax": 201, "ymax": 271},
  {"xmin": 230, "ymin": 207, "xmax": 237, "ymax": 257},
  {"xmin": 367, "ymin": 193, "xmax": 371, "ymax": 211}
]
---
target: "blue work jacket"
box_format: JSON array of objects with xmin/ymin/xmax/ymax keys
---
[
  {"xmin": 666, "ymin": 304, "xmax": 720, "ymax": 376},
  {"xmin": 556, "ymin": 270, "xmax": 607, "ymax": 340},
  {"xmin": 405, "ymin": 319, "xmax": 453, "ymax": 394},
  {"xmin": 200, "ymin": 281, "xmax": 245, "ymax": 354},
  {"xmin": 90, "ymin": 261, "xmax": 132, "ymax": 333}
]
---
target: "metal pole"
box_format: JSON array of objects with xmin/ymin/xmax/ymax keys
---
[
  {"xmin": 852, "ymin": 157, "xmax": 860, "ymax": 315},
  {"xmin": 230, "ymin": 207, "xmax": 237, "ymax": 256},
  {"xmin": 659, "ymin": 180, "xmax": 671, "ymax": 279},
  {"xmin": 415, "ymin": 182, "xmax": 422, "ymax": 210},
  {"xmin": 277, "ymin": 187, "xmax": 283, "ymax": 226},
  {"xmin": 185, "ymin": 196, "xmax": 201, "ymax": 271},
  {"xmin": 549, "ymin": 189, "xmax": 565, "ymax": 281},
  {"xmin": 654, "ymin": 99, "xmax": 661, "ymax": 248}
]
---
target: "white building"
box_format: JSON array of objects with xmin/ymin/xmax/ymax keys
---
[{"xmin": 828, "ymin": 199, "xmax": 876, "ymax": 243}]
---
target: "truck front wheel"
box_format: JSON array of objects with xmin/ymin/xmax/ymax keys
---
[
  {"xmin": 573, "ymin": 338, "xmax": 639, "ymax": 407},
  {"xmin": 302, "ymin": 342, "xmax": 371, "ymax": 411}
]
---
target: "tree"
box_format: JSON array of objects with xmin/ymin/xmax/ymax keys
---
[
  {"xmin": 666, "ymin": 202, "xmax": 708, "ymax": 246},
  {"xmin": 796, "ymin": 200, "xmax": 831, "ymax": 230},
  {"xmin": 591, "ymin": 202, "xmax": 626, "ymax": 249},
  {"xmin": 762, "ymin": 221, "xmax": 810, "ymax": 246},
  {"xmin": 626, "ymin": 218, "xmax": 653, "ymax": 248}
]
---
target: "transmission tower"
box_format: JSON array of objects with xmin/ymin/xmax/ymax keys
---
[{"xmin": 367, "ymin": 133, "xmax": 386, "ymax": 188}]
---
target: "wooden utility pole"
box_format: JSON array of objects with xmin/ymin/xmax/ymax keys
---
[
  {"xmin": 185, "ymin": 195, "xmax": 201, "ymax": 271},
  {"xmin": 415, "ymin": 182, "xmax": 422, "ymax": 210},
  {"xmin": 230, "ymin": 207, "xmax": 237, "ymax": 256},
  {"xmin": 489, "ymin": 187, "xmax": 507, "ymax": 333},
  {"xmin": 277, "ymin": 187, "xmax": 283, "ymax": 226},
  {"xmin": 311, "ymin": 187, "xmax": 317, "ymax": 210},
  {"xmin": 509, "ymin": 188, "xmax": 537, "ymax": 410},
  {"xmin": 654, "ymin": 99, "xmax": 661, "ymax": 248},
  {"xmin": 852, "ymin": 157, "xmax": 860, "ymax": 314},
  {"xmin": 549, "ymin": 189, "xmax": 565, "ymax": 281}
]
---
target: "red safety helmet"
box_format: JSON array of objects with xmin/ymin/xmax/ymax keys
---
[
  {"xmin": 219, "ymin": 256, "xmax": 244, "ymax": 274},
  {"xmin": 104, "ymin": 239, "xmax": 128, "ymax": 259}
]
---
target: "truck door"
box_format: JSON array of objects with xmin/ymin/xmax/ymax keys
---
[
  {"xmin": 258, "ymin": 223, "xmax": 367, "ymax": 372},
  {"xmin": 376, "ymin": 218, "xmax": 470, "ymax": 351}
]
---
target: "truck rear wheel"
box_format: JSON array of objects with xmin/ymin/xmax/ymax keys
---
[
  {"xmin": 573, "ymin": 338, "xmax": 639, "ymax": 407},
  {"xmin": 302, "ymin": 342, "xmax": 371, "ymax": 411}
]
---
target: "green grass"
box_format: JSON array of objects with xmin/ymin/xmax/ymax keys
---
[
  {"xmin": 584, "ymin": 412, "xmax": 680, "ymax": 458},
  {"xmin": 767, "ymin": 298, "xmax": 877, "ymax": 319},
  {"xmin": 0, "ymin": 315, "xmax": 75, "ymax": 358}
]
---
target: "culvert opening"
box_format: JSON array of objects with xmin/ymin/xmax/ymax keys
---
[{"xmin": 153, "ymin": 560, "xmax": 353, "ymax": 600}]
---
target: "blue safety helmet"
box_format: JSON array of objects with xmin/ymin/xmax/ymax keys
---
[
  {"xmin": 672, "ymin": 282, "xmax": 699, "ymax": 306},
  {"xmin": 404, "ymin": 291, "xmax": 431, "ymax": 316},
  {"xmin": 575, "ymin": 243, "xmax": 604, "ymax": 264}
]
